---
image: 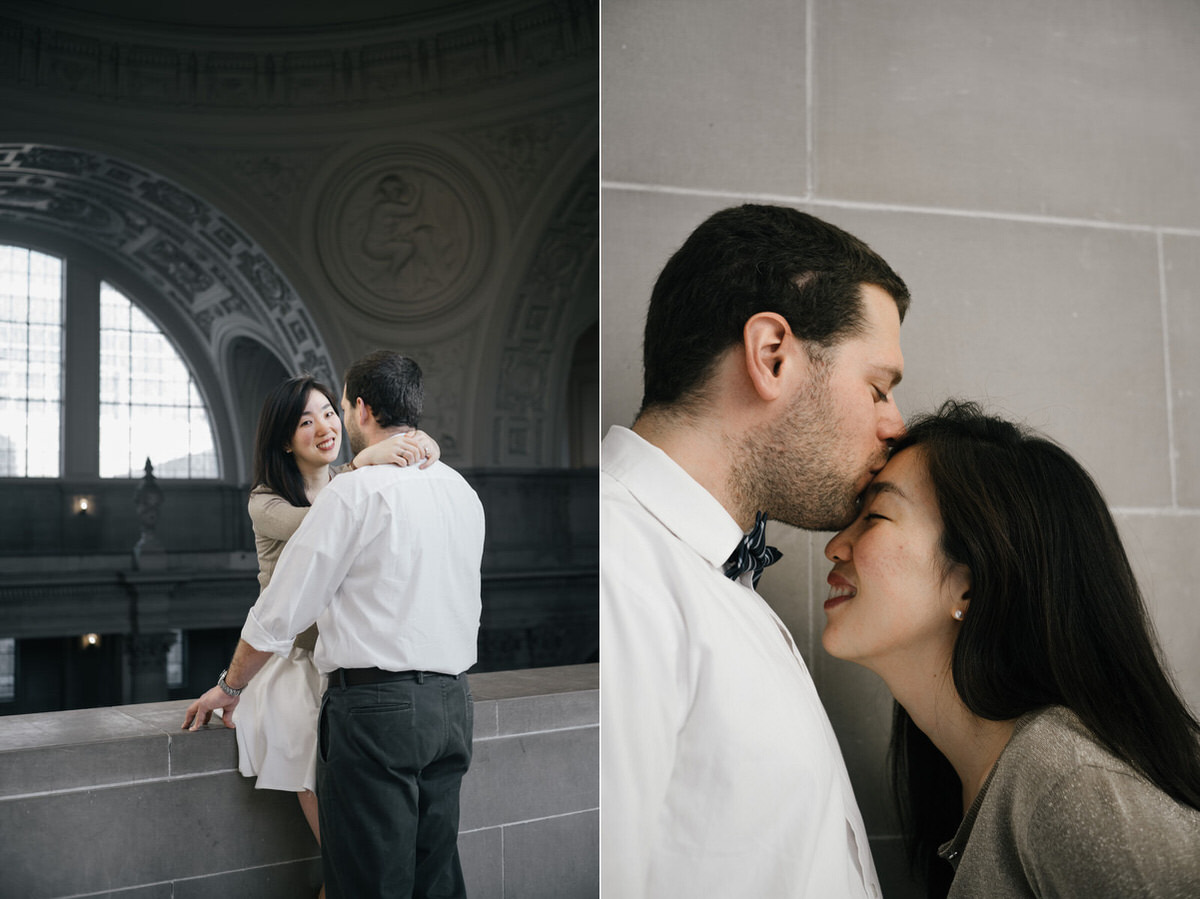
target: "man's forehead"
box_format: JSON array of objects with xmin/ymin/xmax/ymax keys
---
[
  {"xmin": 847, "ymin": 288, "xmax": 904, "ymax": 372},
  {"xmin": 829, "ymin": 330, "xmax": 904, "ymax": 376}
]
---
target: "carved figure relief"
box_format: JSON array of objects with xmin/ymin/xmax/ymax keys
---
[
  {"xmin": 318, "ymin": 148, "xmax": 490, "ymax": 322},
  {"xmin": 358, "ymin": 172, "xmax": 457, "ymax": 294}
]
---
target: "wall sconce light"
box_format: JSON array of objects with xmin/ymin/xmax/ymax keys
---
[
  {"xmin": 80, "ymin": 633, "xmax": 101, "ymax": 650},
  {"xmin": 72, "ymin": 495, "xmax": 97, "ymax": 517}
]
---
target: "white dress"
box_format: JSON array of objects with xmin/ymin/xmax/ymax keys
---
[{"xmin": 233, "ymin": 482, "xmax": 332, "ymax": 793}]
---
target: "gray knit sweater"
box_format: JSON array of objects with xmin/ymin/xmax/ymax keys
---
[{"xmin": 938, "ymin": 705, "xmax": 1200, "ymax": 898}]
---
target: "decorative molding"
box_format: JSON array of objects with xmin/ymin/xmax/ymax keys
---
[
  {"xmin": 164, "ymin": 147, "xmax": 329, "ymax": 224},
  {"xmin": 0, "ymin": 1, "xmax": 597, "ymax": 111},
  {"xmin": 457, "ymin": 102, "xmax": 593, "ymax": 212},
  {"xmin": 492, "ymin": 158, "xmax": 597, "ymax": 465},
  {"xmin": 0, "ymin": 143, "xmax": 337, "ymax": 389},
  {"xmin": 410, "ymin": 334, "xmax": 475, "ymax": 461},
  {"xmin": 316, "ymin": 144, "xmax": 491, "ymax": 323}
]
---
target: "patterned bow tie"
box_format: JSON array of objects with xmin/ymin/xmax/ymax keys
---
[{"xmin": 723, "ymin": 511, "xmax": 783, "ymax": 587}]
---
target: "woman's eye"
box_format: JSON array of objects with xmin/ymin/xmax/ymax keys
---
[{"xmin": 864, "ymin": 512, "xmax": 888, "ymax": 522}]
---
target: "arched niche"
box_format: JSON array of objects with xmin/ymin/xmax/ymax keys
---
[
  {"xmin": 225, "ymin": 337, "xmax": 291, "ymax": 481},
  {"xmin": 483, "ymin": 155, "xmax": 598, "ymax": 467}
]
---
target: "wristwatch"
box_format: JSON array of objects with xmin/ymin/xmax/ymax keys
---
[{"xmin": 217, "ymin": 668, "xmax": 243, "ymax": 697}]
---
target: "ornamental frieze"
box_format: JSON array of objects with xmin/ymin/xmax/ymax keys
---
[
  {"xmin": 0, "ymin": 143, "xmax": 336, "ymax": 389},
  {"xmin": 0, "ymin": 1, "xmax": 596, "ymax": 111}
]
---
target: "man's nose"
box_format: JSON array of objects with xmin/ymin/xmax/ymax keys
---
[{"xmin": 879, "ymin": 401, "xmax": 905, "ymax": 442}]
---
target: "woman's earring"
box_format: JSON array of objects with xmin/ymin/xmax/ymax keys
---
[{"xmin": 953, "ymin": 609, "xmax": 965, "ymax": 621}]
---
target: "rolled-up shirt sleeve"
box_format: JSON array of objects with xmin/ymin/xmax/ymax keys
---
[{"xmin": 241, "ymin": 484, "xmax": 360, "ymax": 655}]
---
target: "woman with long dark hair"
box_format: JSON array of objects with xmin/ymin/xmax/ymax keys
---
[
  {"xmin": 234, "ymin": 373, "xmax": 438, "ymax": 897},
  {"xmin": 821, "ymin": 400, "xmax": 1200, "ymax": 898}
]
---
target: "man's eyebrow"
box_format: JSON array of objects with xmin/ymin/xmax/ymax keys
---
[{"xmin": 874, "ymin": 365, "xmax": 903, "ymax": 387}]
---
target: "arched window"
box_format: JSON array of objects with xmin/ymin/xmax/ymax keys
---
[
  {"xmin": 99, "ymin": 283, "xmax": 216, "ymax": 478},
  {"xmin": 0, "ymin": 242, "xmax": 219, "ymax": 480},
  {"xmin": 0, "ymin": 246, "xmax": 63, "ymax": 477}
]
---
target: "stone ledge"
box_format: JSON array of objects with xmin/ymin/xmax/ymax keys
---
[{"xmin": 0, "ymin": 664, "xmax": 598, "ymax": 899}]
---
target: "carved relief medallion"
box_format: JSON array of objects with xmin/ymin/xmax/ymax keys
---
[{"xmin": 317, "ymin": 147, "xmax": 490, "ymax": 322}]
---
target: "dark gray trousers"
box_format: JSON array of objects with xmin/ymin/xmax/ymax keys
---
[{"xmin": 317, "ymin": 672, "xmax": 473, "ymax": 899}]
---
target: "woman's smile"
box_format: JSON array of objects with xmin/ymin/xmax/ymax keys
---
[{"xmin": 825, "ymin": 572, "xmax": 857, "ymax": 611}]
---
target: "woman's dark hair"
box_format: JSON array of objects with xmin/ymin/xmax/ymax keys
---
[
  {"xmin": 251, "ymin": 374, "xmax": 340, "ymax": 508},
  {"xmin": 890, "ymin": 400, "xmax": 1200, "ymax": 897}
]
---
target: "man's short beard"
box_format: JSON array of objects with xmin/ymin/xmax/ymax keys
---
[
  {"xmin": 732, "ymin": 373, "xmax": 864, "ymax": 532},
  {"xmin": 346, "ymin": 421, "xmax": 366, "ymax": 457}
]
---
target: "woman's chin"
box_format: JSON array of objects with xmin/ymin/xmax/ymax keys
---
[
  {"xmin": 820, "ymin": 631, "xmax": 873, "ymax": 668},
  {"xmin": 820, "ymin": 629, "xmax": 844, "ymax": 659}
]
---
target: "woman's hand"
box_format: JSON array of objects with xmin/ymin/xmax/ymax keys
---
[{"xmin": 352, "ymin": 430, "xmax": 441, "ymax": 470}]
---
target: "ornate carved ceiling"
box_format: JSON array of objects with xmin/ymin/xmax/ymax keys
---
[
  {"xmin": 0, "ymin": 143, "xmax": 338, "ymax": 388},
  {"xmin": 0, "ymin": 0, "xmax": 598, "ymax": 469},
  {"xmin": 0, "ymin": 0, "xmax": 596, "ymax": 112}
]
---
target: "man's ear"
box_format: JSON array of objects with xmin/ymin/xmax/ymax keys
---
[
  {"xmin": 355, "ymin": 397, "xmax": 371, "ymax": 427},
  {"xmin": 742, "ymin": 312, "xmax": 796, "ymax": 402}
]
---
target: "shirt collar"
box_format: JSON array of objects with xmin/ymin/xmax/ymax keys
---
[{"xmin": 602, "ymin": 425, "xmax": 745, "ymax": 572}]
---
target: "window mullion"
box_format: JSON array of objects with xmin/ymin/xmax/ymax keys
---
[{"xmin": 62, "ymin": 260, "xmax": 100, "ymax": 479}]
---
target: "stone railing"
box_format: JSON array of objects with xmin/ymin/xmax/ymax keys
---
[{"xmin": 0, "ymin": 664, "xmax": 597, "ymax": 898}]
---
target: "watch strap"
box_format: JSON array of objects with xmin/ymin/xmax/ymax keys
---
[{"xmin": 217, "ymin": 668, "xmax": 243, "ymax": 697}]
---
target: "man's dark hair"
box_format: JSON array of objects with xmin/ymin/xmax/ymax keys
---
[
  {"xmin": 343, "ymin": 350, "xmax": 423, "ymax": 429},
  {"xmin": 639, "ymin": 204, "xmax": 910, "ymax": 415}
]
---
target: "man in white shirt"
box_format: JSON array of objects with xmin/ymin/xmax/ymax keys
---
[
  {"xmin": 184, "ymin": 350, "xmax": 485, "ymax": 899},
  {"xmin": 602, "ymin": 205, "xmax": 908, "ymax": 898}
]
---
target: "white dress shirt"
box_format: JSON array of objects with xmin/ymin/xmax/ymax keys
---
[
  {"xmin": 241, "ymin": 460, "xmax": 485, "ymax": 676},
  {"xmin": 601, "ymin": 426, "xmax": 880, "ymax": 899}
]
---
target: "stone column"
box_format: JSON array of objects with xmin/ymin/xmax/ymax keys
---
[
  {"xmin": 124, "ymin": 459, "xmax": 172, "ymax": 701},
  {"xmin": 132, "ymin": 458, "xmax": 166, "ymax": 571}
]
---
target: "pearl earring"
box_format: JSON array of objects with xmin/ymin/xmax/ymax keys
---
[{"xmin": 953, "ymin": 609, "xmax": 965, "ymax": 621}]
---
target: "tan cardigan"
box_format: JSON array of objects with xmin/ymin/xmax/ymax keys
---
[
  {"xmin": 247, "ymin": 467, "xmax": 347, "ymax": 651},
  {"xmin": 939, "ymin": 705, "xmax": 1200, "ymax": 898}
]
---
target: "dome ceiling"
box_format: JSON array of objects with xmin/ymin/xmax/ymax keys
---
[{"xmin": 3, "ymin": 0, "xmax": 500, "ymax": 31}]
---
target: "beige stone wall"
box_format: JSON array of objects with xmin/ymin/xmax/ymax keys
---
[{"xmin": 602, "ymin": 1, "xmax": 1200, "ymax": 894}]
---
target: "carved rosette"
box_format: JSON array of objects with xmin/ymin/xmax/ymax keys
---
[
  {"xmin": 316, "ymin": 146, "xmax": 491, "ymax": 323},
  {"xmin": 459, "ymin": 104, "xmax": 595, "ymax": 214}
]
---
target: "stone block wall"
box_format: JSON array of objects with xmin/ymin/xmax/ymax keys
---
[
  {"xmin": 602, "ymin": 2, "xmax": 1200, "ymax": 896},
  {"xmin": 0, "ymin": 665, "xmax": 597, "ymax": 898}
]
